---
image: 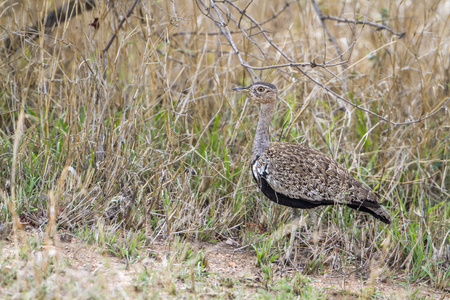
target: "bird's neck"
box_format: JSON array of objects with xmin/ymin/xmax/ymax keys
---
[{"xmin": 252, "ymin": 102, "xmax": 275, "ymax": 162}]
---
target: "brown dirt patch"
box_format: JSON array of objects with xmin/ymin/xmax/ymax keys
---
[{"xmin": 1, "ymin": 230, "xmax": 448, "ymax": 299}]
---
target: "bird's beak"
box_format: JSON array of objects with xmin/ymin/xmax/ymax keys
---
[{"xmin": 233, "ymin": 86, "xmax": 250, "ymax": 92}]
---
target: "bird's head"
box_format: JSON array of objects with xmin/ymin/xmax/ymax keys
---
[{"xmin": 233, "ymin": 82, "xmax": 277, "ymax": 104}]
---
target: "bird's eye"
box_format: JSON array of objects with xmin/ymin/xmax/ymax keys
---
[{"xmin": 257, "ymin": 87, "xmax": 265, "ymax": 92}]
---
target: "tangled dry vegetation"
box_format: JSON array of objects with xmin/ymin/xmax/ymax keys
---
[{"xmin": 0, "ymin": 0, "xmax": 449, "ymax": 298}]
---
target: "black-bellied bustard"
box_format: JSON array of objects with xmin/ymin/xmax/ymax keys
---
[{"xmin": 234, "ymin": 82, "xmax": 391, "ymax": 261}]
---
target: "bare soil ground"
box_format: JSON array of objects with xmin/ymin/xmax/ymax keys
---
[{"xmin": 1, "ymin": 230, "xmax": 448, "ymax": 299}]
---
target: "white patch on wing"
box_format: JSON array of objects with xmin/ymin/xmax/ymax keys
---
[
  {"xmin": 252, "ymin": 160, "xmax": 268, "ymax": 177},
  {"xmin": 252, "ymin": 162, "xmax": 258, "ymax": 179}
]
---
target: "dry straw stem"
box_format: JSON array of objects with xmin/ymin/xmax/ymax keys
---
[
  {"xmin": 8, "ymin": 108, "xmax": 25, "ymax": 232},
  {"xmin": 1, "ymin": 107, "xmax": 25, "ymax": 256}
]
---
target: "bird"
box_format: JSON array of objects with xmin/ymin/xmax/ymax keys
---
[{"xmin": 233, "ymin": 82, "xmax": 391, "ymax": 260}]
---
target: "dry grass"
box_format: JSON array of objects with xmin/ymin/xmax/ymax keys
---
[{"xmin": 0, "ymin": 0, "xmax": 449, "ymax": 298}]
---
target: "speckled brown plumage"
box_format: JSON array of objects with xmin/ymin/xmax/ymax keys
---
[
  {"xmin": 252, "ymin": 143, "xmax": 391, "ymax": 223},
  {"xmin": 234, "ymin": 82, "xmax": 392, "ymax": 224}
]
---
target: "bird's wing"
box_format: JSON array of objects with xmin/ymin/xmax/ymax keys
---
[{"xmin": 253, "ymin": 142, "xmax": 380, "ymax": 206}]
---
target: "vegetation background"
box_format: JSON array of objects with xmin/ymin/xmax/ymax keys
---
[{"xmin": 0, "ymin": 0, "xmax": 449, "ymax": 298}]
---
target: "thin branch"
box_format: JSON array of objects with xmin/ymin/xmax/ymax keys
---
[
  {"xmin": 389, "ymin": 98, "xmax": 450, "ymax": 125},
  {"xmin": 227, "ymin": 1, "xmax": 447, "ymax": 126},
  {"xmin": 195, "ymin": 0, "xmax": 259, "ymax": 80},
  {"xmin": 214, "ymin": 3, "xmax": 276, "ymax": 67},
  {"xmin": 321, "ymin": 14, "xmax": 406, "ymax": 38},
  {"xmin": 102, "ymin": 0, "xmax": 141, "ymax": 54},
  {"xmin": 259, "ymin": 0, "xmax": 300, "ymax": 26},
  {"xmin": 102, "ymin": 0, "xmax": 141, "ymax": 80},
  {"xmin": 193, "ymin": 0, "xmax": 298, "ymax": 80},
  {"xmin": 172, "ymin": 0, "xmax": 300, "ymax": 37},
  {"xmin": 311, "ymin": 0, "xmax": 345, "ymax": 64}
]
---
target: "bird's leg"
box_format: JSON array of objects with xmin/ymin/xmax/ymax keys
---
[{"xmin": 283, "ymin": 208, "xmax": 301, "ymax": 265}]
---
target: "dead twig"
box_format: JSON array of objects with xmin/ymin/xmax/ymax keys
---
[
  {"xmin": 178, "ymin": 0, "xmax": 300, "ymax": 38},
  {"xmin": 102, "ymin": 0, "xmax": 141, "ymax": 54},
  {"xmin": 194, "ymin": 0, "xmax": 259, "ymax": 81},
  {"xmin": 224, "ymin": 0, "xmax": 446, "ymax": 126},
  {"xmin": 311, "ymin": 0, "xmax": 345, "ymax": 65},
  {"xmin": 310, "ymin": 0, "xmax": 405, "ymax": 68},
  {"xmin": 321, "ymin": 14, "xmax": 406, "ymax": 38}
]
